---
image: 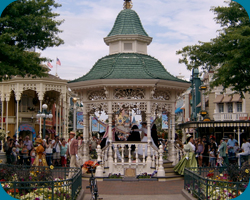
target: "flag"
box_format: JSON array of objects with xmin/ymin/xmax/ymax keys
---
[
  {"xmin": 56, "ymin": 58, "xmax": 61, "ymax": 66},
  {"xmin": 47, "ymin": 62, "xmax": 53, "ymax": 68}
]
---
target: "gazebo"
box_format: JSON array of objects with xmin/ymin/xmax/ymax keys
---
[{"xmin": 68, "ymin": 1, "xmax": 190, "ymax": 176}]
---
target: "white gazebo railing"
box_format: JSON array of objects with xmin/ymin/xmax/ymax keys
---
[{"xmin": 95, "ymin": 142, "xmax": 165, "ymax": 177}]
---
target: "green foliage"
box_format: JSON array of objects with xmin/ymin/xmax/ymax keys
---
[
  {"xmin": 0, "ymin": 0, "xmax": 64, "ymax": 81},
  {"xmin": 177, "ymin": 1, "xmax": 250, "ymax": 97}
]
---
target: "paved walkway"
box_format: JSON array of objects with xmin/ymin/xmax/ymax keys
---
[{"xmin": 82, "ymin": 179, "xmax": 186, "ymax": 200}]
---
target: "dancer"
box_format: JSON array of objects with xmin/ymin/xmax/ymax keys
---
[
  {"xmin": 133, "ymin": 122, "xmax": 157, "ymax": 156},
  {"xmin": 174, "ymin": 136, "xmax": 197, "ymax": 175},
  {"xmin": 32, "ymin": 138, "xmax": 48, "ymax": 166}
]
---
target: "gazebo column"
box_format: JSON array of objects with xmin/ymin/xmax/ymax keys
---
[
  {"xmin": 15, "ymin": 93, "xmax": 21, "ymax": 141},
  {"xmin": 146, "ymin": 101, "xmax": 152, "ymax": 170},
  {"xmin": 1, "ymin": 96, "xmax": 4, "ymax": 137},
  {"xmin": 82, "ymin": 103, "xmax": 89, "ymax": 163},
  {"xmin": 168, "ymin": 103, "xmax": 177, "ymax": 165},
  {"xmin": 5, "ymin": 95, "xmax": 10, "ymax": 138},
  {"xmin": 107, "ymin": 100, "xmax": 113, "ymax": 173}
]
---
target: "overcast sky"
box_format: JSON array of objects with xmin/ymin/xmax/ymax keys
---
[{"xmin": 41, "ymin": 0, "xmax": 227, "ymax": 81}]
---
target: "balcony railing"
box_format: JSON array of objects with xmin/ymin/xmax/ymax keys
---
[{"xmin": 213, "ymin": 113, "xmax": 248, "ymax": 121}]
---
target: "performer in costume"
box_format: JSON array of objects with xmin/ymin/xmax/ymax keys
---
[
  {"xmin": 32, "ymin": 138, "xmax": 48, "ymax": 167},
  {"xmin": 151, "ymin": 124, "xmax": 159, "ymax": 148},
  {"xmin": 126, "ymin": 125, "xmax": 141, "ymax": 152},
  {"xmin": 133, "ymin": 121, "xmax": 157, "ymax": 156},
  {"xmin": 66, "ymin": 131, "xmax": 79, "ymax": 178},
  {"xmin": 174, "ymin": 136, "xmax": 197, "ymax": 175}
]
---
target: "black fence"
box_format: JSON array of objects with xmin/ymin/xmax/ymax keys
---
[
  {"xmin": 0, "ymin": 164, "xmax": 82, "ymax": 200},
  {"xmin": 184, "ymin": 165, "xmax": 250, "ymax": 199}
]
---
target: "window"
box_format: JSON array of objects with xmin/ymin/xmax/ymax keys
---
[
  {"xmin": 218, "ymin": 103, "xmax": 224, "ymax": 113},
  {"xmin": 124, "ymin": 43, "xmax": 132, "ymax": 51},
  {"xmin": 227, "ymin": 103, "xmax": 233, "ymax": 113},
  {"xmin": 237, "ymin": 102, "xmax": 242, "ymax": 112}
]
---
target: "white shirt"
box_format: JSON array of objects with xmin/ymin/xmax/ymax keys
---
[
  {"xmin": 52, "ymin": 140, "xmax": 61, "ymax": 153},
  {"xmin": 242, "ymin": 142, "xmax": 250, "ymax": 154}
]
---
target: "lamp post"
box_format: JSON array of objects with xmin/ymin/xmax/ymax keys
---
[
  {"xmin": 36, "ymin": 104, "xmax": 53, "ymax": 139},
  {"xmin": 234, "ymin": 128, "xmax": 244, "ymax": 147}
]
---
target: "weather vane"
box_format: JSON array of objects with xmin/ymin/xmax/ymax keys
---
[{"xmin": 123, "ymin": 0, "xmax": 133, "ymax": 9}]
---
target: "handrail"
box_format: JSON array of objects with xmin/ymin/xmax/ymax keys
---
[{"xmin": 101, "ymin": 141, "xmax": 111, "ymax": 151}]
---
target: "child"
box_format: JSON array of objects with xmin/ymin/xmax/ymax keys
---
[
  {"xmin": 209, "ymin": 147, "xmax": 216, "ymax": 167},
  {"xmin": 12, "ymin": 147, "xmax": 17, "ymax": 165},
  {"xmin": 217, "ymin": 153, "xmax": 223, "ymax": 167},
  {"xmin": 21, "ymin": 144, "xmax": 29, "ymax": 165},
  {"xmin": 30, "ymin": 147, "xmax": 36, "ymax": 165}
]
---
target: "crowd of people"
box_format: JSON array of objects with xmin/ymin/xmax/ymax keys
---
[
  {"xmin": 2, "ymin": 134, "xmax": 80, "ymax": 167},
  {"xmin": 174, "ymin": 134, "xmax": 250, "ymax": 175}
]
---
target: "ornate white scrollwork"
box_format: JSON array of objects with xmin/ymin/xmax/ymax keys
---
[
  {"xmin": 88, "ymin": 89, "xmax": 107, "ymax": 100},
  {"xmin": 22, "ymin": 83, "xmax": 37, "ymax": 91},
  {"xmin": 45, "ymin": 84, "xmax": 62, "ymax": 92},
  {"xmin": 151, "ymin": 102, "xmax": 172, "ymax": 114},
  {"xmin": 86, "ymin": 102, "xmax": 108, "ymax": 114},
  {"xmin": 112, "ymin": 102, "xmax": 147, "ymax": 112},
  {"xmin": 152, "ymin": 89, "xmax": 171, "ymax": 100},
  {"xmin": 114, "ymin": 88, "xmax": 145, "ymax": 99}
]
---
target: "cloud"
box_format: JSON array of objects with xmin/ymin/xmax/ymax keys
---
[{"xmin": 41, "ymin": 0, "xmax": 226, "ymax": 81}]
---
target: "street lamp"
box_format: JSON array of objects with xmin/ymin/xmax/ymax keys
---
[
  {"xmin": 36, "ymin": 104, "xmax": 53, "ymax": 139},
  {"xmin": 234, "ymin": 128, "xmax": 244, "ymax": 147}
]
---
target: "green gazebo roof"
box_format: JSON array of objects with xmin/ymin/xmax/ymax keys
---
[
  {"xmin": 69, "ymin": 53, "xmax": 187, "ymax": 83},
  {"xmin": 107, "ymin": 9, "xmax": 149, "ymax": 37}
]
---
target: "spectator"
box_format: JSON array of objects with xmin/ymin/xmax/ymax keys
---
[
  {"xmin": 196, "ymin": 137, "xmax": 204, "ymax": 167},
  {"xmin": 202, "ymin": 136, "xmax": 210, "ymax": 166},
  {"xmin": 60, "ymin": 138, "xmax": 68, "ymax": 167},
  {"xmin": 45, "ymin": 138, "xmax": 53, "ymax": 166},
  {"xmin": 237, "ymin": 138, "xmax": 250, "ymax": 165},
  {"xmin": 209, "ymin": 146, "xmax": 216, "ymax": 167},
  {"xmin": 218, "ymin": 136, "xmax": 229, "ymax": 166},
  {"xmin": 21, "ymin": 144, "xmax": 29, "ymax": 165},
  {"xmin": 11, "ymin": 147, "xmax": 17, "ymax": 165},
  {"xmin": 16, "ymin": 139, "xmax": 24, "ymax": 165},
  {"xmin": 30, "ymin": 147, "xmax": 36, "ymax": 165},
  {"xmin": 3, "ymin": 136, "xmax": 11, "ymax": 164},
  {"xmin": 227, "ymin": 134, "xmax": 237, "ymax": 162},
  {"xmin": 23, "ymin": 136, "xmax": 33, "ymax": 165},
  {"xmin": 52, "ymin": 136, "xmax": 61, "ymax": 166}
]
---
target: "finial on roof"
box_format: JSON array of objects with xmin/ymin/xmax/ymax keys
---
[{"xmin": 123, "ymin": 0, "xmax": 133, "ymax": 9}]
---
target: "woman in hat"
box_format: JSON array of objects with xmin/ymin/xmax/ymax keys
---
[
  {"xmin": 32, "ymin": 138, "xmax": 48, "ymax": 166},
  {"xmin": 174, "ymin": 136, "xmax": 197, "ymax": 175}
]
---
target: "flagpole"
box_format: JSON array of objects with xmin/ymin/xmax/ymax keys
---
[{"xmin": 55, "ymin": 57, "xmax": 58, "ymax": 77}]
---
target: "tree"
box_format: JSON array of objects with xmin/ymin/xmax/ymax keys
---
[
  {"xmin": 177, "ymin": 1, "xmax": 250, "ymax": 97},
  {"xmin": 0, "ymin": 0, "xmax": 64, "ymax": 81}
]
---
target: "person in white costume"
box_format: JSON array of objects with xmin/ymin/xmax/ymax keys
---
[{"xmin": 133, "ymin": 122, "xmax": 157, "ymax": 156}]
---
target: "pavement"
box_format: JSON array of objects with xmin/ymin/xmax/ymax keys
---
[{"xmin": 82, "ymin": 179, "xmax": 186, "ymax": 200}]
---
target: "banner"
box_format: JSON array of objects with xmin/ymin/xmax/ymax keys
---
[
  {"xmin": 92, "ymin": 117, "xmax": 99, "ymax": 132},
  {"xmin": 77, "ymin": 112, "xmax": 84, "ymax": 129},
  {"xmin": 99, "ymin": 124, "xmax": 106, "ymax": 133},
  {"xmin": 162, "ymin": 114, "xmax": 168, "ymax": 129}
]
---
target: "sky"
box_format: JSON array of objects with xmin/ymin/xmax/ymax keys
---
[{"xmin": 41, "ymin": 0, "xmax": 228, "ymax": 81}]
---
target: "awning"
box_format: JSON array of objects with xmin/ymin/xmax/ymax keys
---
[
  {"xmin": 213, "ymin": 94, "xmax": 224, "ymax": 103},
  {"xmin": 180, "ymin": 104, "xmax": 185, "ymax": 110},
  {"xmin": 231, "ymin": 94, "xmax": 243, "ymax": 102},
  {"xmin": 196, "ymin": 98, "xmax": 209, "ymax": 107},
  {"xmin": 222, "ymin": 95, "xmax": 232, "ymax": 103},
  {"xmin": 175, "ymin": 107, "xmax": 182, "ymax": 113},
  {"xmin": 196, "ymin": 102, "xmax": 201, "ymax": 108}
]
